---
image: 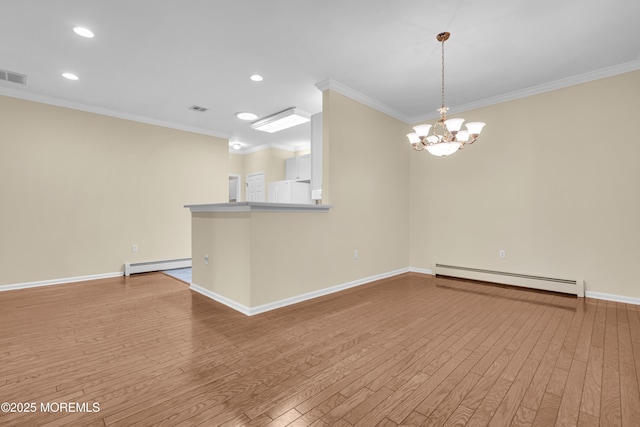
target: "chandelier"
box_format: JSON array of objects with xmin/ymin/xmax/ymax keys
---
[{"xmin": 407, "ymin": 32, "xmax": 485, "ymax": 157}]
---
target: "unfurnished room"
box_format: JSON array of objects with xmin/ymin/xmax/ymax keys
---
[{"xmin": 1, "ymin": 1, "xmax": 640, "ymax": 426}]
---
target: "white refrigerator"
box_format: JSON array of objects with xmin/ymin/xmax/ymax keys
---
[{"xmin": 267, "ymin": 180, "xmax": 312, "ymax": 204}]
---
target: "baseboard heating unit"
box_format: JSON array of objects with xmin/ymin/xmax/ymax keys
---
[
  {"xmin": 434, "ymin": 263, "xmax": 584, "ymax": 297},
  {"xmin": 124, "ymin": 258, "xmax": 191, "ymax": 276}
]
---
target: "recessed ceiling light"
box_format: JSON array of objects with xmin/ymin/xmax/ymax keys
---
[
  {"xmin": 250, "ymin": 74, "xmax": 263, "ymax": 82},
  {"xmin": 73, "ymin": 27, "xmax": 94, "ymax": 38},
  {"xmin": 236, "ymin": 112, "xmax": 258, "ymax": 121},
  {"xmin": 62, "ymin": 73, "xmax": 79, "ymax": 80},
  {"xmin": 232, "ymin": 143, "xmax": 242, "ymax": 150}
]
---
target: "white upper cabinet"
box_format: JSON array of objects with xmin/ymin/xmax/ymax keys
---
[{"xmin": 286, "ymin": 154, "xmax": 311, "ymax": 181}]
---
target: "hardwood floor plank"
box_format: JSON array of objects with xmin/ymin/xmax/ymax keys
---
[
  {"xmin": 531, "ymin": 392, "xmax": 561, "ymax": 426},
  {"xmin": 619, "ymin": 361, "xmax": 640, "ymax": 427},
  {"xmin": 387, "ymin": 349, "xmax": 473, "ymax": 424},
  {"xmin": 488, "ymin": 357, "xmax": 539, "ymax": 426},
  {"xmin": 441, "ymin": 404, "xmax": 475, "ymax": 427},
  {"xmin": 519, "ymin": 311, "xmax": 570, "ymax": 411},
  {"xmin": 603, "ymin": 301, "xmax": 620, "ymax": 372},
  {"xmin": 555, "ymin": 305, "xmax": 585, "ymax": 371},
  {"xmin": 398, "ymin": 410, "xmax": 426, "ymax": 426},
  {"xmin": 555, "ymin": 359, "xmax": 587, "ymax": 426},
  {"xmin": 626, "ymin": 304, "xmax": 640, "ymax": 345},
  {"xmin": 424, "ymin": 372, "xmax": 481, "ymax": 426},
  {"xmin": 412, "ymin": 354, "xmax": 479, "ymax": 418},
  {"xmin": 228, "ymin": 413, "xmax": 272, "ymax": 426},
  {"xmin": 576, "ymin": 411, "xmax": 599, "ymax": 427},
  {"xmin": 351, "ymin": 372, "xmax": 432, "ymax": 427},
  {"xmin": 617, "ymin": 307, "xmax": 635, "ymax": 368},
  {"xmin": 465, "ymin": 377, "xmax": 512, "ymax": 426},
  {"xmin": 545, "ymin": 367, "xmax": 569, "ymax": 397},
  {"xmin": 600, "ymin": 366, "xmax": 621, "ymax": 426},
  {"xmin": 319, "ymin": 389, "xmax": 374, "ymax": 425},
  {"xmin": 376, "ymin": 418, "xmax": 399, "ymax": 427},
  {"xmin": 500, "ymin": 305, "xmax": 552, "ymax": 382},
  {"xmin": 579, "ymin": 346, "xmax": 602, "ymax": 418},
  {"xmin": 573, "ymin": 300, "xmax": 596, "ymax": 364},
  {"xmin": 528, "ymin": 308, "xmax": 564, "ymax": 362},
  {"xmin": 1, "ymin": 272, "xmax": 635, "ymax": 427},
  {"xmin": 590, "ymin": 299, "xmax": 607, "ymax": 350},
  {"xmin": 510, "ymin": 406, "xmax": 536, "ymax": 427},
  {"xmin": 342, "ymin": 387, "xmax": 394, "ymax": 426},
  {"xmin": 264, "ymin": 408, "xmax": 303, "ymax": 427},
  {"xmin": 470, "ymin": 302, "xmax": 534, "ymax": 377}
]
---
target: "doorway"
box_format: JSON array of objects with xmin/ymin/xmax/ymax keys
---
[
  {"xmin": 246, "ymin": 172, "xmax": 265, "ymax": 202},
  {"xmin": 228, "ymin": 174, "xmax": 241, "ymax": 202}
]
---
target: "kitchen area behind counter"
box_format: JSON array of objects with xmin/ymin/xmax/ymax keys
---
[{"xmin": 228, "ymin": 113, "xmax": 323, "ymax": 205}]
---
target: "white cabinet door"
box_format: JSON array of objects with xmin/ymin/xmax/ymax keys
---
[
  {"xmin": 285, "ymin": 157, "xmax": 297, "ymax": 181},
  {"xmin": 285, "ymin": 154, "xmax": 311, "ymax": 181},
  {"xmin": 298, "ymin": 154, "xmax": 311, "ymax": 181}
]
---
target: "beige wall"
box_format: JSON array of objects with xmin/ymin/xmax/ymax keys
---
[
  {"xmin": 191, "ymin": 90, "xmax": 411, "ymax": 307},
  {"xmin": 228, "ymin": 152, "xmax": 244, "ymax": 178},
  {"xmin": 0, "ymin": 96, "xmax": 228, "ymax": 287},
  {"xmin": 320, "ymin": 90, "xmax": 410, "ymax": 279},
  {"xmin": 192, "ymin": 212, "xmax": 252, "ymax": 306},
  {"xmin": 409, "ymin": 70, "xmax": 640, "ymax": 299},
  {"xmin": 243, "ymin": 147, "xmax": 294, "ymax": 182},
  {"xmin": 6, "ymin": 69, "xmax": 639, "ymax": 304}
]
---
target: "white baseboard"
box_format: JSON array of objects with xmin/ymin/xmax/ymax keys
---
[
  {"xmin": 409, "ymin": 267, "xmax": 434, "ymax": 275},
  {"xmin": 585, "ymin": 291, "xmax": 640, "ymax": 306},
  {"xmin": 249, "ymin": 268, "xmax": 410, "ymax": 316},
  {"xmin": 5, "ymin": 267, "xmax": 639, "ymax": 309},
  {"xmin": 191, "ymin": 268, "xmax": 410, "ymax": 316},
  {"xmin": 0, "ymin": 272, "xmax": 123, "ymax": 292},
  {"xmin": 190, "ymin": 283, "xmax": 252, "ymax": 316}
]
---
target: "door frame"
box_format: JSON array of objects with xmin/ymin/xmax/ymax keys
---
[
  {"xmin": 246, "ymin": 171, "xmax": 266, "ymax": 202},
  {"xmin": 228, "ymin": 174, "xmax": 241, "ymax": 202}
]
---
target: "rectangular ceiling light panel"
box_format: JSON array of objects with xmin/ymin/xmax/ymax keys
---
[{"xmin": 250, "ymin": 108, "xmax": 311, "ymax": 133}]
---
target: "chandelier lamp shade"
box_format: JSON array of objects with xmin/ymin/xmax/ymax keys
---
[{"xmin": 407, "ymin": 32, "xmax": 485, "ymax": 157}]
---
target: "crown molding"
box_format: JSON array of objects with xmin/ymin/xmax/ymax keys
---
[
  {"xmin": 317, "ymin": 61, "xmax": 640, "ymax": 125},
  {"xmin": 0, "ymin": 86, "xmax": 232, "ymax": 140},
  {"xmin": 315, "ymin": 79, "xmax": 412, "ymax": 123},
  {"xmin": 408, "ymin": 59, "xmax": 640, "ymax": 123},
  {"xmin": 4, "ymin": 58, "xmax": 638, "ymax": 141}
]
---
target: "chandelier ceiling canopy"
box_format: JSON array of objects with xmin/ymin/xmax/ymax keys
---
[{"xmin": 407, "ymin": 32, "xmax": 485, "ymax": 157}]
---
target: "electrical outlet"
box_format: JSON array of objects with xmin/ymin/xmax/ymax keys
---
[
  {"xmin": 354, "ymin": 249, "xmax": 359, "ymax": 260},
  {"xmin": 499, "ymin": 249, "xmax": 506, "ymax": 259},
  {"xmin": 132, "ymin": 244, "xmax": 138, "ymax": 253}
]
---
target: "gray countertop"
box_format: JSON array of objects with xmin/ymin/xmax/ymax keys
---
[{"xmin": 185, "ymin": 201, "xmax": 332, "ymax": 213}]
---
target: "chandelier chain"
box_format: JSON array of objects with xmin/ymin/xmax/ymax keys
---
[{"xmin": 441, "ymin": 36, "xmax": 445, "ymax": 110}]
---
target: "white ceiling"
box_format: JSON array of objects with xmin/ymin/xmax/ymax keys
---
[{"xmin": 1, "ymin": 0, "xmax": 639, "ymax": 152}]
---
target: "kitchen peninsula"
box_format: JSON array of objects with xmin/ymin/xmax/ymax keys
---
[{"xmin": 185, "ymin": 202, "xmax": 332, "ymax": 315}]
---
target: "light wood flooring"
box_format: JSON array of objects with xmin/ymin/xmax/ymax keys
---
[{"xmin": 1, "ymin": 272, "xmax": 639, "ymax": 426}]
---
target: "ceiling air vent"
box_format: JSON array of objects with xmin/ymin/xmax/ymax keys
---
[
  {"xmin": 0, "ymin": 69, "xmax": 27, "ymax": 85},
  {"xmin": 188, "ymin": 105, "xmax": 208, "ymax": 112}
]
